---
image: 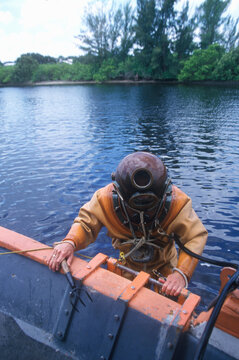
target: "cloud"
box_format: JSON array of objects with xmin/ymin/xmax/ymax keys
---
[
  {"xmin": 19, "ymin": 0, "xmax": 84, "ymax": 30},
  {"xmin": 0, "ymin": 10, "xmax": 14, "ymax": 24},
  {"xmin": 0, "ymin": 0, "xmax": 88, "ymax": 62}
]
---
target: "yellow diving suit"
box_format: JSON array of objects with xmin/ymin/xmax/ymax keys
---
[{"xmin": 63, "ymin": 183, "xmax": 208, "ymax": 282}]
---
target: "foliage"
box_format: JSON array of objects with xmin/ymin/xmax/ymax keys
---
[
  {"xmin": 197, "ymin": 0, "xmax": 231, "ymax": 49},
  {"xmin": 32, "ymin": 64, "xmax": 68, "ymax": 82},
  {"xmin": 76, "ymin": 2, "xmax": 134, "ymax": 64},
  {"xmin": 0, "ymin": 66, "xmax": 15, "ymax": 84},
  {"xmin": 178, "ymin": 44, "xmax": 225, "ymax": 81},
  {"xmin": 221, "ymin": 16, "xmax": 239, "ymax": 51},
  {"xmin": 213, "ymin": 46, "xmax": 239, "ymax": 80},
  {"xmin": 173, "ymin": 1, "xmax": 197, "ymax": 61},
  {"xmin": 32, "ymin": 63, "xmax": 95, "ymax": 82},
  {"xmin": 153, "ymin": 0, "xmax": 178, "ymax": 75},
  {"xmin": 134, "ymin": 0, "xmax": 156, "ymax": 67},
  {"xmin": 21, "ymin": 53, "xmax": 57, "ymax": 64},
  {"xmin": 71, "ymin": 62, "xmax": 95, "ymax": 81},
  {"xmin": 12, "ymin": 52, "xmax": 57, "ymax": 84},
  {"xmin": 134, "ymin": 0, "xmax": 178, "ymax": 77},
  {"xmin": 93, "ymin": 59, "xmax": 117, "ymax": 82},
  {"xmin": 13, "ymin": 54, "xmax": 39, "ymax": 83},
  {"xmin": 119, "ymin": 3, "xmax": 135, "ymax": 61}
]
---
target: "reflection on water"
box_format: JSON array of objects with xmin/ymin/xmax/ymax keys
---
[{"xmin": 0, "ymin": 84, "xmax": 239, "ymax": 309}]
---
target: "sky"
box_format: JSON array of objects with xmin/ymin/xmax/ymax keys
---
[{"xmin": 0, "ymin": 0, "xmax": 239, "ymax": 63}]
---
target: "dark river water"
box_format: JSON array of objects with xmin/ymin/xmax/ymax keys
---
[{"xmin": 0, "ymin": 83, "xmax": 239, "ymax": 310}]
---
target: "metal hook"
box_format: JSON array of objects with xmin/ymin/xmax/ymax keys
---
[{"xmin": 61, "ymin": 260, "xmax": 93, "ymax": 311}]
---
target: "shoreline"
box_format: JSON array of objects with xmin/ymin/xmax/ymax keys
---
[
  {"xmin": 1, "ymin": 79, "xmax": 239, "ymax": 87},
  {"xmin": 27, "ymin": 79, "xmax": 168, "ymax": 86}
]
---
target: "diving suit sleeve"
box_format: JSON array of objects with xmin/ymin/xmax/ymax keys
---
[
  {"xmin": 169, "ymin": 199, "xmax": 208, "ymax": 280},
  {"xmin": 64, "ymin": 191, "xmax": 103, "ymax": 251}
]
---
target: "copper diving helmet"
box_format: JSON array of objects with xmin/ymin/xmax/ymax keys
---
[{"xmin": 112, "ymin": 152, "xmax": 168, "ymax": 211}]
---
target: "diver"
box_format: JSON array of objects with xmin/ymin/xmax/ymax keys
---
[{"xmin": 48, "ymin": 151, "xmax": 208, "ymax": 297}]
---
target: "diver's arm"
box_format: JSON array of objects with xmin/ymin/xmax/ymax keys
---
[
  {"xmin": 161, "ymin": 199, "xmax": 207, "ymax": 296},
  {"xmin": 170, "ymin": 199, "xmax": 208, "ymax": 281},
  {"xmin": 48, "ymin": 191, "xmax": 103, "ymax": 272}
]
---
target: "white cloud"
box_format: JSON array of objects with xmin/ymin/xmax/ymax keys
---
[
  {"xmin": 0, "ymin": 10, "xmax": 13, "ymax": 24},
  {"xmin": 0, "ymin": 0, "xmax": 88, "ymax": 62},
  {"xmin": 19, "ymin": 0, "xmax": 84, "ymax": 30}
]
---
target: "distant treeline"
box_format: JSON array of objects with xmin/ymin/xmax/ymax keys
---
[{"xmin": 1, "ymin": 0, "xmax": 239, "ymax": 85}]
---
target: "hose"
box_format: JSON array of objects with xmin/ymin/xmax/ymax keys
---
[
  {"xmin": 194, "ymin": 269, "xmax": 239, "ymax": 360},
  {"xmin": 173, "ymin": 233, "xmax": 239, "ymax": 359},
  {"xmin": 173, "ymin": 233, "xmax": 238, "ymax": 270}
]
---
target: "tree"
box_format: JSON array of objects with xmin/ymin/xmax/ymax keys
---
[
  {"xmin": 23, "ymin": 53, "xmax": 57, "ymax": 64},
  {"xmin": 76, "ymin": 1, "xmax": 135, "ymax": 68},
  {"xmin": 77, "ymin": 3, "xmax": 129, "ymax": 63},
  {"xmin": 93, "ymin": 58, "xmax": 118, "ymax": 82},
  {"xmin": 178, "ymin": 44, "xmax": 225, "ymax": 81},
  {"xmin": 173, "ymin": 1, "xmax": 196, "ymax": 61},
  {"xmin": 134, "ymin": 0, "xmax": 157, "ymax": 69},
  {"xmin": 0, "ymin": 66, "xmax": 15, "ymax": 84},
  {"xmin": 108, "ymin": 7, "xmax": 123, "ymax": 56},
  {"xmin": 13, "ymin": 54, "xmax": 39, "ymax": 82},
  {"xmin": 119, "ymin": 3, "xmax": 135, "ymax": 61},
  {"xmin": 150, "ymin": 0, "xmax": 178, "ymax": 78},
  {"xmin": 76, "ymin": 9, "xmax": 109, "ymax": 62},
  {"xmin": 213, "ymin": 46, "xmax": 239, "ymax": 80},
  {"xmin": 221, "ymin": 16, "xmax": 239, "ymax": 51},
  {"xmin": 197, "ymin": 0, "xmax": 231, "ymax": 49}
]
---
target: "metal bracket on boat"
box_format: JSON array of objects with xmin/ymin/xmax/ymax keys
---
[
  {"xmin": 53, "ymin": 282, "xmax": 79, "ymax": 341},
  {"xmin": 54, "ymin": 253, "xmax": 108, "ymax": 341},
  {"xmin": 155, "ymin": 293, "xmax": 200, "ymax": 360},
  {"xmin": 98, "ymin": 271, "xmax": 150, "ymax": 360}
]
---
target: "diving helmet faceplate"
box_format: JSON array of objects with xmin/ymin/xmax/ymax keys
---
[{"xmin": 112, "ymin": 152, "xmax": 168, "ymax": 211}]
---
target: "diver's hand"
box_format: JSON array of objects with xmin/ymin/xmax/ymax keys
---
[
  {"xmin": 47, "ymin": 243, "xmax": 74, "ymax": 272},
  {"xmin": 161, "ymin": 271, "xmax": 186, "ymax": 297}
]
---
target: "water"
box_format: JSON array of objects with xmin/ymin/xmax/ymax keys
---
[{"xmin": 0, "ymin": 83, "xmax": 239, "ymax": 310}]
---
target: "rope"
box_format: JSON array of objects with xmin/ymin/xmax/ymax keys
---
[
  {"xmin": 76, "ymin": 253, "xmax": 93, "ymax": 260},
  {"xmin": 0, "ymin": 246, "xmax": 93, "ymax": 260},
  {"xmin": 0, "ymin": 247, "xmax": 52, "ymax": 255}
]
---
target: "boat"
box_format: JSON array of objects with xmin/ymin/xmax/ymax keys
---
[{"xmin": 0, "ymin": 225, "xmax": 238, "ymax": 360}]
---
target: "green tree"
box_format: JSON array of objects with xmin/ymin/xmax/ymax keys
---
[
  {"xmin": 93, "ymin": 58, "xmax": 117, "ymax": 82},
  {"xmin": 77, "ymin": 10, "xmax": 108, "ymax": 62},
  {"xmin": 116, "ymin": 57, "xmax": 136, "ymax": 79},
  {"xmin": 76, "ymin": 1, "xmax": 134, "ymax": 65},
  {"xmin": 71, "ymin": 62, "xmax": 94, "ymax": 81},
  {"xmin": 0, "ymin": 66, "xmax": 15, "ymax": 84},
  {"xmin": 213, "ymin": 46, "xmax": 239, "ymax": 80},
  {"xmin": 221, "ymin": 16, "xmax": 239, "ymax": 51},
  {"xmin": 31, "ymin": 62, "xmax": 95, "ymax": 82},
  {"xmin": 13, "ymin": 54, "xmax": 39, "ymax": 82},
  {"xmin": 173, "ymin": 1, "xmax": 196, "ymax": 61},
  {"xmin": 22, "ymin": 53, "xmax": 57, "ymax": 64},
  {"xmin": 31, "ymin": 64, "xmax": 66, "ymax": 82},
  {"xmin": 77, "ymin": 4, "xmax": 118, "ymax": 62},
  {"xmin": 197, "ymin": 0, "xmax": 231, "ymax": 49},
  {"xmin": 134, "ymin": 0, "xmax": 157, "ymax": 71},
  {"xmin": 108, "ymin": 7, "xmax": 124, "ymax": 56},
  {"xmin": 178, "ymin": 43, "xmax": 224, "ymax": 81},
  {"xmin": 150, "ymin": 0, "xmax": 178, "ymax": 78},
  {"xmin": 119, "ymin": 3, "xmax": 135, "ymax": 61}
]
